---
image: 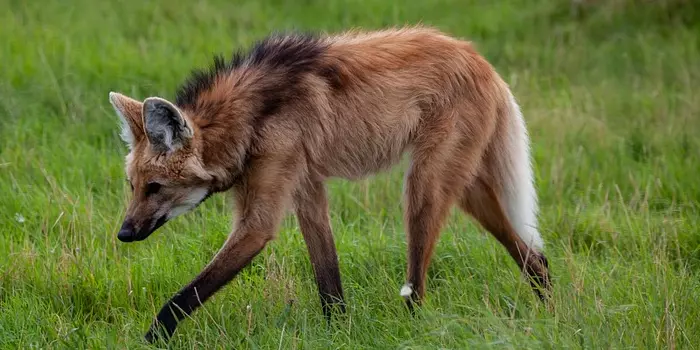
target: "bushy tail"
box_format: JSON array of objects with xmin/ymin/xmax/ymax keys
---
[{"xmin": 499, "ymin": 89, "xmax": 544, "ymax": 251}]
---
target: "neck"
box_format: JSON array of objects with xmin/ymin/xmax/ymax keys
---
[{"xmin": 185, "ymin": 73, "xmax": 265, "ymax": 192}]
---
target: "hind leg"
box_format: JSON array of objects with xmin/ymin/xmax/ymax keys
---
[
  {"xmin": 459, "ymin": 176, "xmax": 551, "ymax": 300},
  {"xmin": 400, "ymin": 160, "xmax": 456, "ymax": 310},
  {"xmin": 400, "ymin": 126, "xmax": 488, "ymax": 310}
]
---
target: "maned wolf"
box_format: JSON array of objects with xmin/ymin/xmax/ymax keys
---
[{"xmin": 108, "ymin": 26, "xmax": 551, "ymax": 343}]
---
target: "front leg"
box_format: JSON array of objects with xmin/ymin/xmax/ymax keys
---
[
  {"xmin": 294, "ymin": 180, "xmax": 345, "ymax": 320},
  {"xmin": 145, "ymin": 155, "xmax": 300, "ymax": 344},
  {"xmin": 145, "ymin": 223, "xmax": 270, "ymax": 343}
]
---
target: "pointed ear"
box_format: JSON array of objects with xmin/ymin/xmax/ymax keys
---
[
  {"xmin": 142, "ymin": 97, "xmax": 193, "ymax": 153},
  {"xmin": 109, "ymin": 92, "xmax": 145, "ymax": 148}
]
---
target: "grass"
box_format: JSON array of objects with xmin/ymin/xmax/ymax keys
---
[{"xmin": 1, "ymin": 0, "xmax": 699, "ymax": 348}]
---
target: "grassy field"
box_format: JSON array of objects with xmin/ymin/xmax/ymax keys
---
[{"xmin": 1, "ymin": 0, "xmax": 699, "ymax": 348}]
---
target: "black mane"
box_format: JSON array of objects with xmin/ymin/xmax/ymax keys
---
[{"xmin": 174, "ymin": 31, "xmax": 327, "ymax": 110}]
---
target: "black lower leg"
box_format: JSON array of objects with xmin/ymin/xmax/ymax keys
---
[
  {"xmin": 144, "ymin": 236, "xmax": 267, "ymax": 344},
  {"xmin": 524, "ymin": 253, "xmax": 551, "ymax": 302},
  {"xmin": 313, "ymin": 263, "xmax": 346, "ymax": 323},
  {"xmin": 145, "ymin": 289, "xmax": 201, "ymax": 344}
]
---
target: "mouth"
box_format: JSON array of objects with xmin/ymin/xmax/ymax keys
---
[
  {"xmin": 117, "ymin": 215, "xmax": 168, "ymax": 243},
  {"xmin": 151, "ymin": 215, "xmax": 168, "ymax": 233}
]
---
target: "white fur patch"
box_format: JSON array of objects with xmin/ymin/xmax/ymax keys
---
[
  {"xmin": 503, "ymin": 91, "xmax": 544, "ymax": 251},
  {"xmin": 167, "ymin": 187, "xmax": 209, "ymax": 220},
  {"xmin": 108, "ymin": 92, "xmax": 136, "ymax": 148},
  {"xmin": 400, "ymin": 283, "xmax": 413, "ymax": 297}
]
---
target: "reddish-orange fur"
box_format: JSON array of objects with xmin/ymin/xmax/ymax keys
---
[{"xmin": 108, "ymin": 26, "xmax": 551, "ymax": 343}]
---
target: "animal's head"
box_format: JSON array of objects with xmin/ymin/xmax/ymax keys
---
[{"xmin": 108, "ymin": 92, "xmax": 214, "ymax": 242}]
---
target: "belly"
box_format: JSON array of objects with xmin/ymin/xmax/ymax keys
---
[{"xmin": 306, "ymin": 111, "xmax": 420, "ymax": 180}]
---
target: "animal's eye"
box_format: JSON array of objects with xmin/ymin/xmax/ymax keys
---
[{"xmin": 145, "ymin": 182, "xmax": 162, "ymax": 196}]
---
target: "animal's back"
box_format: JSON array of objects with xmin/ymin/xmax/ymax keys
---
[{"xmin": 299, "ymin": 26, "xmax": 506, "ymax": 180}]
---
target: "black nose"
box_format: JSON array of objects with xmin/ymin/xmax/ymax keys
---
[{"xmin": 117, "ymin": 220, "xmax": 136, "ymax": 242}]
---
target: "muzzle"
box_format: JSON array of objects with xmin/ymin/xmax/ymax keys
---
[{"xmin": 117, "ymin": 216, "xmax": 167, "ymax": 242}]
